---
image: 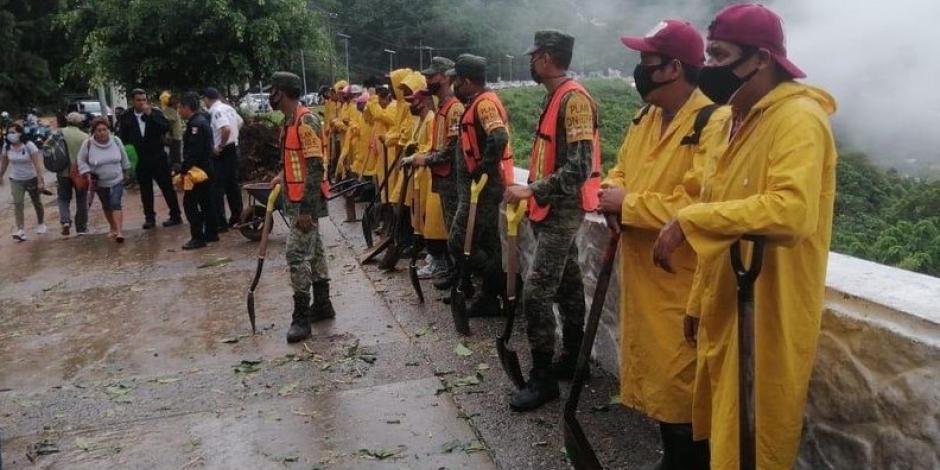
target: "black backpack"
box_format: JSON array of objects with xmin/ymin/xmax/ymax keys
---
[
  {"xmin": 42, "ymin": 132, "xmax": 70, "ymax": 172},
  {"xmin": 631, "ymin": 103, "xmax": 720, "ymax": 146}
]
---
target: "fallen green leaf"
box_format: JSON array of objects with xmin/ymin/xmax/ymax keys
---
[
  {"xmin": 450, "ymin": 374, "xmax": 482, "ymax": 387},
  {"xmin": 234, "ymin": 359, "xmax": 263, "ymax": 374},
  {"xmin": 454, "ymin": 343, "xmax": 473, "ymax": 357},
  {"xmin": 358, "ymin": 446, "xmax": 405, "ymax": 460},
  {"xmin": 475, "ymin": 363, "xmax": 490, "ymax": 371},
  {"xmin": 198, "ymin": 256, "xmax": 232, "ymax": 268},
  {"xmin": 609, "ymin": 394, "xmax": 622, "ymax": 405},
  {"xmin": 278, "ymin": 382, "xmax": 299, "ymax": 397},
  {"xmin": 415, "ymin": 324, "xmax": 433, "ymax": 337},
  {"xmin": 75, "ymin": 437, "xmax": 92, "ymax": 451}
]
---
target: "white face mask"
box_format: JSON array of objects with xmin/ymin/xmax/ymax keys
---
[{"xmin": 6, "ymin": 132, "xmax": 20, "ymax": 144}]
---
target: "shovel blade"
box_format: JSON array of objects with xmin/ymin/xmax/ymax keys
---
[
  {"xmin": 563, "ymin": 417, "xmax": 604, "ymax": 470},
  {"xmin": 409, "ymin": 260, "xmax": 425, "ymax": 303},
  {"xmin": 450, "ymin": 287, "xmax": 470, "ymax": 336},
  {"xmin": 361, "ymin": 210, "xmax": 374, "ymax": 248},
  {"xmin": 496, "ymin": 341, "xmax": 525, "ymax": 388},
  {"xmin": 360, "ymin": 236, "xmax": 392, "ymax": 264},
  {"xmin": 246, "ymin": 291, "xmax": 257, "ymax": 335}
]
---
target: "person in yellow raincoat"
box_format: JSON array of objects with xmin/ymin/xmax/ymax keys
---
[
  {"xmin": 401, "ymin": 88, "xmax": 449, "ymax": 279},
  {"xmin": 598, "ymin": 20, "xmax": 731, "ymax": 470},
  {"xmin": 332, "ymin": 86, "xmax": 359, "ymax": 180},
  {"xmin": 384, "ymin": 69, "xmax": 415, "ymax": 206},
  {"xmin": 325, "ymin": 80, "xmax": 348, "ymax": 179},
  {"xmin": 652, "ymin": 5, "xmax": 838, "ymax": 470},
  {"xmin": 362, "ymin": 85, "xmax": 395, "ymax": 205}
]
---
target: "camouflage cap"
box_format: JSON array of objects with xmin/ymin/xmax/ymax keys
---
[
  {"xmin": 421, "ymin": 56, "xmax": 455, "ymax": 76},
  {"xmin": 524, "ymin": 29, "xmax": 575, "ymax": 56},
  {"xmin": 454, "ymin": 54, "xmax": 487, "ymax": 81},
  {"xmin": 270, "ymin": 71, "xmax": 302, "ymax": 94}
]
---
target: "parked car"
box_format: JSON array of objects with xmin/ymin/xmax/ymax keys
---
[
  {"xmin": 301, "ymin": 93, "xmax": 320, "ymax": 106},
  {"xmin": 239, "ymin": 93, "xmax": 272, "ymax": 114}
]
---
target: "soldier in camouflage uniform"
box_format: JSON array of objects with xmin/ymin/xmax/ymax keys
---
[
  {"xmin": 268, "ymin": 72, "xmax": 336, "ymax": 344},
  {"xmin": 504, "ymin": 31, "xmax": 599, "ymax": 411},
  {"xmin": 451, "ymin": 54, "xmax": 513, "ymax": 316}
]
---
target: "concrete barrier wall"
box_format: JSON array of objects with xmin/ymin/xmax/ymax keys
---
[{"xmin": 504, "ymin": 169, "xmax": 940, "ymax": 469}]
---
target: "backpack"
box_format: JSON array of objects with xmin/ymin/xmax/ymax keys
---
[
  {"xmin": 42, "ymin": 132, "xmax": 70, "ymax": 172},
  {"xmin": 631, "ymin": 103, "xmax": 720, "ymax": 146}
]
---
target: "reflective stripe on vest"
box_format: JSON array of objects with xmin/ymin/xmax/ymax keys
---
[
  {"xmin": 527, "ymin": 80, "xmax": 601, "ymax": 222},
  {"xmin": 431, "ymin": 97, "xmax": 459, "ymax": 178},
  {"xmin": 459, "ymin": 91, "xmax": 516, "ymax": 185},
  {"xmin": 281, "ymin": 105, "xmax": 315, "ymax": 203}
]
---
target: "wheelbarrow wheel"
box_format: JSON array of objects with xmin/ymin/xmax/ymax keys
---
[{"xmin": 239, "ymin": 205, "xmax": 271, "ymax": 242}]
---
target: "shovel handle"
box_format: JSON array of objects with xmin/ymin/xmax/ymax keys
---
[
  {"xmin": 506, "ymin": 199, "xmax": 527, "ymax": 237},
  {"xmin": 470, "ymin": 173, "xmax": 488, "ymax": 204},
  {"xmin": 257, "ymin": 184, "xmax": 282, "ymax": 259}
]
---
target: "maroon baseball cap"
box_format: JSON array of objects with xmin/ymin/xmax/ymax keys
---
[
  {"xmin": 708, "ymin": 3, "xmax": 805, "ymax": 79},
  {"xmin": 620, "ymin": 19, "xmax": 705, "ymax": 67}
]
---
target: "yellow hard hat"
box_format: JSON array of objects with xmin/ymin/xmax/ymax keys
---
[
  {"xmin": 159, "ymin": 90, "xmax": 172, "ymax": 108},
  {"xmin": 333, "ymin": 80, "xmax": 349, "ymax": 92}
]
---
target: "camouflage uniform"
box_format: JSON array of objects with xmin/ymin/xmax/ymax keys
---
[
  {"xmin": 448, "ymin": 65, "xmax": 511, "ymax": 300},
  {"xmin": 284, "ymin": 112, "xmax": 330, "ymax": 295},
  {"xmin": 523, "ymin": 88, "xmax": 594, "ymax": 356}
]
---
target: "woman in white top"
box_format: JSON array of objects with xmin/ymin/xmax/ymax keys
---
[
  {"xmin": 78, "ymin": 117, "xmax": 131, "ymax": 243},
  {"xmin": 0, "ymin": 123, "xmax": 46, "ymax": 241}
]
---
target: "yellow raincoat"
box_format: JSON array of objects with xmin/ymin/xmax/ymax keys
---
[
  {"xmin": 604, "ymin": 89, "xmax": 731, "ymax": 423},
  {"xmin": 324, "ymin": 80, "xmax": 348, "ymax": 170},
  {"xmin": 389, "ymin": 71, "xmax": 425, "ymax": 205},
  {"xmin": 385, "ymin": 69, "xmax": 413, "ymax": 205},
  {"xmin": 677, "ymin": 82, "xmax": 837, "ymax": 470},
  {"xmin": 408, "ymin": 108, "xmax": 448, "ymax": 240},
  {"xmin": 363, "ymin": 96, "xmax": 396, "ymax": 199}
]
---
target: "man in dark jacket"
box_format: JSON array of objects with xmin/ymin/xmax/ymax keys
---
[
  {"xmin": 177, "ymin": 92, "xmax": 218, "ymax": 249},
  {"xmin": 117, "ymin": 88, "xmax": 182, "ymax": 229}
]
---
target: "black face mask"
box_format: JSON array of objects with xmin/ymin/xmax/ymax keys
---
[
  {"xmin": 427, "ymin": 82, "xmax": 442, "ymax": 94},
  {"xmin": 530, "ymin": 63, "xmax": 542, "ymax": 84},
  {"xmin": 268, "ymin": 90, "xmax": 281, "ymax": 109},
  {"xmin": 698, "ymin": 53, "xmax": 759, "ymax": 104},
  {"xmin": 632, "ymin": 62, "xmax": 675, "ymax": 99}
]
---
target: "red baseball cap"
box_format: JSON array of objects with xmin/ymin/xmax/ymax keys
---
[
  {"xmin": 708, "ymin": 3, "xmax": 805, "ymax": 79},
  {"xmin": 620, "ymin": 20, "xmax": 705, "ymax": 67}
]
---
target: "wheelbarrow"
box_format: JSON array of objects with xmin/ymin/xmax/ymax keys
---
[
  {"xmin": 237, "ymin": 180, "xmax": 371, "ymax": 241},
  {"xmin": 238, "ymin": 183, "xmax": 288, "ymax": 242}
]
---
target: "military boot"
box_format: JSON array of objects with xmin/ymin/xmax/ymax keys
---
[
  {"xmin": 554, "ymin": 327, "xmax": 588, "ymax": 381},
  {"xmin": 645, "ymin": 422, "xmax": 709, "ymax": 470},
  {"xmin": 310, "ymin": 280, "xmax": 336, "ymax": 323},
  {"xmin": 509, "ymin": 352, "xmax": 560, "ymax": 412},
  {"xmin": 286, "ymin": 292, "xmax": 312, "ymax": 343},
  {"xmin": 468, "ymin": 274, "xmax": 503, "ymax": 318}
]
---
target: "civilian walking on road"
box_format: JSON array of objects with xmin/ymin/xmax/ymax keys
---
[
  {"xmin": 0, "ymin": 123, "xmax": 47, "ymax": 241},
  {"xmin": 79, "ymin": 117, "xmax": 131, "ymax": 243},
  {"xmin": 117, "ymin": 88, "xmax": 182, "ymax": 229},
  {"xmin": 202, "ymin": 87, "xmax": 244, "ymax": 231},
  {"xmin": 57, "ymin": 112, "xmax": 91, "ymax": 236}
]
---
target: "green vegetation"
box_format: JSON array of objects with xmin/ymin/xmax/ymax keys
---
[{"xmin": 498, "ymin": 81, "xmax": 940, "ymax": 277}]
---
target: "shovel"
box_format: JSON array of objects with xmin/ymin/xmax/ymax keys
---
[
  {"xmin": 245, "ymin": 184, "xmax": 282, "ymax": 335},
  {"xmin": 731, "ymin": 236, "xmax": 765, "ymax": 470},
  {"xmin": 378, "ymin": 163, "xmax": 414, "ymax": 270},
  {"xmin": 408, "ymin": 168, "xmax": 425, "ymax": 303},
  {"xmin": 563, "ymin": 214, "xmax": 621, "ymax": 470},
  {"xmin": 496, "ymin": 199, "xmax": 527, "ymax": 388},
  {"xmin": 451, "ymin": 173, "xmax": 489, "ymax": 336},
  {"xmin": 361, "ymin": 171, "xmax": 392, "ymax": 248}
]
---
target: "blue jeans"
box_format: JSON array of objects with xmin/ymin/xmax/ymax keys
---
[
  {"xmin": 95, "ymin": 182, "xmax": 124, "ymax": 211},
  {"xmin": 57, "ymin": 175, "xmax": 88, "ymax": 231}
]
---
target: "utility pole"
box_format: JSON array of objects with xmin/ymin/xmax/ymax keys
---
[
  {"xmin": 497, "ymin": 58, "xmax": 502, "ymax": 82},
  {"xmin": 419, "ymin": 40, "xmax": 424, "ymax": 71},
  {"xmin": 384, "ymin": 49, "xmax": 397, "ymax": 73},
  {"xmin": 337, "ymin": 33, "xmax": 351, "ymax": 80},
  {"xmin": 506, "ymin": 54, "xmax": 514, "ymax": 82},
  {"xmin": 304, "ymin": 3, "xmax": 338, "ymax": 84},
  {"xmin": 300, "ymin": 49, "xmax": 308, "ymax": 96}
]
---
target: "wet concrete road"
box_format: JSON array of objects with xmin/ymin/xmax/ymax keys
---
[{"xmin": 0, "ymin": 183, "xmax": 659, "ymax": 469}]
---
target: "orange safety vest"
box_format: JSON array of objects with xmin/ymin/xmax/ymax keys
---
[
  {"xmin": 280, "ymin": 105, "xmax": 322, "ymax": 203},
  {"xmin": 460, "ymin": 91, "xmax": 516, "ymax": 185},
  {"xmin": 527, "ymin": 79, "xmax": 601, "ymax": 222},
  {"xmin": 431, "ymin": 96, "xmax": 460, "ymax": 178}
]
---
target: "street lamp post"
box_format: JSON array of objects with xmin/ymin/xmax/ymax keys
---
[
  {"xmin": 337, "ymin": 33, "xmax": 351, "ymax": 80},
  {"xmin": 506, "ymin": 54, "xmax": 514, "ymax": 82},
  {"xmin": 300, "ymin": 50, "xmax": 308, "ymax": 96},
  {"xmin": 384, "ymin": 49, "xmax": 397, "ymax": 73}
]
